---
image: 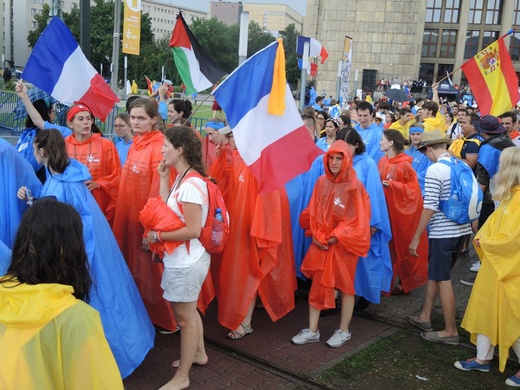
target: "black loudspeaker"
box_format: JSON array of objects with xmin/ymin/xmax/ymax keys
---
[{"xmin": 362, "ymin": 69, "xmax": 377, "ymax": 90}]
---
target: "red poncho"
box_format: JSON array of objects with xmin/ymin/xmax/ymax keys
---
[
  {"xmin": 378, "ymin": 153, "xmax": 428, "ymax": 293},
  {"xmin": 214, "ymin": 150, "xmax": 296, "ymax": 331},
  {"xmin": 112, "ymin": 130, "xmax": 178, "ymax": 330},
  {"xmin": 300, "ymin": 141, "xmax": 371, "ymax": 310},
  {"xmin": 65, "ymin": 133, "xmax": 121, "ymax": 224}
]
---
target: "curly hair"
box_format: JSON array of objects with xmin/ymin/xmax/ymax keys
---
[
  {"xmin": 5, "ymin": 199, "xmax": 91, "ymax": 301},
  {"xmin": 164, "ymin": 126, "xmax": 207, "ymax": 177},
  {"xmin": 33, "ymin": 129, "xmax": 70, "ymax": 173}
]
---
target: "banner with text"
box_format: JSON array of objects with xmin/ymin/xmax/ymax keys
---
[
  {"xmin": 339, "ymin": 36, "xmax": 352, "ymax": 107},
  {"xmin": 122, "ymin": 0, "xmax": 141, "ymax": 55}
]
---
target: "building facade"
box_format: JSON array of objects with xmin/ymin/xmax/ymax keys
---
[
  {"xmin": 304, "ymin": 0, "xmax": 520, "ymax": 99},
  {"xmin": 209, "ymin": 1, "xmax": 303, "ymax": 36},
  {"xmin": 2, "ymin": 0, "xmax": 206, "ymax": 68}
]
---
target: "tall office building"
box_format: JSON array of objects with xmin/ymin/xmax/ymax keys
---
[{"xmin": 304, "ymin": 0, "xmax": 520, "ymax": 98}]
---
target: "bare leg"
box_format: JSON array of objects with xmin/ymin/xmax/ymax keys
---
[
  {"xmin": 416, "ymin": 280, "xmax": 439, "ymax": 323},
  {"xmin": 159, "ymin": 301, "xmax": 199, "ymax": 390},
  {"xmin": 437, "ymin": 280, "xmax": 458, "ymax": 337},
  {"xmin": 309, "ymin": 304, "xmax": 321, "ymax": 332},
  {"xmin": 339, "ymin": 293, "xmax": 354, "ymax": 332},
  {"xmin": 171, "ymin": 311, "xmax": 208, "ymax": 367},
  {"xmin": 228, "ymin": 293, "xmax": 256, "ymax": 336}
]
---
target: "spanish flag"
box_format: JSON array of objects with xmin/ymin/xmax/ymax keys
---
[{"xmin": 461, "ymin": 32, "xmax": 518, "ymax": 116}]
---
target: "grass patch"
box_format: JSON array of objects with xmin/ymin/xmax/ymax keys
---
[{"xmin": 316, "ymin": 329, "xmax": 518, "ymax": 390}]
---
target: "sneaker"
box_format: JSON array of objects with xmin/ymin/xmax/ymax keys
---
[
  {"xmin": 460, "ymin": 277, "xmax": 476, "ymax": 286},
  {"xmin": 454, "ymin": 358, "xmax": 491, "ymax": 372},
  {"xmin": 505, "ymin": 371, "xmax": 520, "ymax": 387},
  {"xmin": 326, "ymin": 329, "xmax": 352, "ymax": 348},
  {"xmin": 469, "ymin": 261, "xmax": 481, "ymax": 272},
  {"xmin": 291, "ymin": 328, "xmax": 320, "ymax": 345}
]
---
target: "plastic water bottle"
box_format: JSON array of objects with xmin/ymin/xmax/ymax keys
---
[
  {"xmin": 448, "ymin": 190, "xmax": 462, "ymax": 220},
  {"xmin": 211, "ymin": 208, "xmax": 224, "ymax": 246}
]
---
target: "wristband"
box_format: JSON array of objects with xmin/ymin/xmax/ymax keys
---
[{"xmin": 157, "ymin": 231, "xmax": 163, "ymax": 242}]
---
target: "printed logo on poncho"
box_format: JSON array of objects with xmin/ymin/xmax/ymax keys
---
[{"xmin": 334, "ymin": 197, "xmax": 345, "ymax": 209}]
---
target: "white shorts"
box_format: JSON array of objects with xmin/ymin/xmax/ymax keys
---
[{"xmin": 161, "ymin": 252, "xmax": 210, "ymax": 303}]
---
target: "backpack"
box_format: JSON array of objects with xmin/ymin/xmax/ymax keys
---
[
  {"xmin": 185, "ymin": 172, "xmax": 230, "ymax": 254},
  {"xmin": 438, "ymin": 157, "xmax": 483, "ymax": 224}
]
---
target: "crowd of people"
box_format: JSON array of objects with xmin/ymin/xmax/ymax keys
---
[{"xmin": 1, "ymin": 78, "xmax": 519, "ymax": 389}]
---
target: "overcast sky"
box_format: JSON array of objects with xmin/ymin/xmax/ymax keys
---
[{"xmin": 159, "ymin": 0, "xmax": 307, "ymax": 16}]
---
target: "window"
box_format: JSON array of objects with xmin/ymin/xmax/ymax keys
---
[
  {"xmin": 31, "ymin": 8, "xmax": 37, "ymax": 15},
  {"xmin": 469, "ymin": 0, "xmax": 483, "ymax": 24},
  {"xmin": 440, "ymin": 30, "xmax": 457, "ymax": 58},
  {"xmin": 422, "ymin": 29, "xmax": 438, "ymax": 57},
  {"xmin": 32, "ymin": 21, "xmax": 36, "ymax": 28},
  {"xmin": 465, "ymin": 30, "xmax": 480, "ymax": 58},
  {"xmin": 437, "ymin": 64, "xmax": 454, "ymax": 82},
  {"xmin": 426, "ymin": 0, "xmax": 442, "ymax": 23},
  {"xmin": 485, "ymin": 0, "xmax": 501, "ymax": 24},
  {"xmin": 444, "ymin": 0, "xmax": 460, "ymax": 23},
  {"xmin": 514, "ymin": 0, "xmax": 520, "ymax": 25},
  {"xmin": 419, "ymin": 63, "xmax": 435, "ymax": 85},
  {"xmin": 510, "ymin": 34, "xmax": 520, "ymax": 60},
  {"xmin": 481, "ymin": 30, "xmax": 499, "ymax": 49}
]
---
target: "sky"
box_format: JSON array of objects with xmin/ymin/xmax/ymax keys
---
[{"xmin": 158, "ymin": 0, "xmax": 307, "ymax": 16}]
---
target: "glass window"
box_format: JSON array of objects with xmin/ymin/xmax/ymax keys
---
[
  {"xmin": 444, "ymin": 0, "xmax": 460, "ymax": 23},
  {"xmin": 31, "ymin": 8, "xmax": 36, "ymax": 15},
  {"xmin": 437, "ymin": 64, "xmax": 454, "ymax": 82},
  {"xmin": 510, "ymin": 33, "xmax": 520, "ymax": 60},
  {"xmin": 514, "ymin": 0, "xmax": 520, "ymax": 25},
  {"xmin": 485, "ymin": 0, "xmax": 502, "ymax": 24},
  {"xmin": 469, "ymin": 0, "xmax": 483, "ymax": 24},
  {"xmin": 482, "ymin": 30, "xmax": 499, "ymax": 49},
  {"xmin": 465, "ymin": 30, "xmax": 481, "ymax": 58},
  {"xmin": 440, "ymin": 30, "xmax": 457, "ymax": 58},
  {"xmin": 422, "ymin": 29, "xmax": 439, "ymax": 57},
  {"xmin": 426, "ymin": 0, "xmax": 442, "ymax": 23},
  {"xmin": 419, "ymin": 63, "xmax": 435, "ymax": 85}
]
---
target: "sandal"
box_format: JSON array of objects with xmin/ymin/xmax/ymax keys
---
[{"xmin": 227, "ymin": 323, "xmax": 253, "ymax": 340}]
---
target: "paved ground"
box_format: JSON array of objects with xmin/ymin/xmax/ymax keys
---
[{"xmin": 124, "ymin": 248, "xmax": 478, "ymax": 389}]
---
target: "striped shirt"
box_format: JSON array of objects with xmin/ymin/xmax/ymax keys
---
[{"xmin": 424, "ymin": 155, "xmax": 472, "ymax": 238}]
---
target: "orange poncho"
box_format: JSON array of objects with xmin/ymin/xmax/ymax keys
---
[
  {"xmin": 65, "ymin": 133, "xmax": 121, "ymax": 224},
  {"xmin": 300, "ymin": 141, "xmax": 371, "ymax": 310},
  {"xmin": 378, "ymin": 153, "xmax": 428, "ymax": 293},
  {"xmin": 215, "ymin": 150, "xmax": 296, "ymax": 331},
  {"xmin": 112, "ymin": 130, "xmax": 177, "ymax": 331}
]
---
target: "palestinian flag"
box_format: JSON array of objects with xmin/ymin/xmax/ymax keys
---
[{"xmin": 169, "ymin": 13, "xmax": 226, "ymax": 95}]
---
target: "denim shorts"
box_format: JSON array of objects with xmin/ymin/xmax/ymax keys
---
[
  {"xmin": 161, "ymin": 252, "xmax": 210, "ymax": 302},
  {"xmin": 428, "ymin": 236, "xmax": 466, "ymax": 281}
]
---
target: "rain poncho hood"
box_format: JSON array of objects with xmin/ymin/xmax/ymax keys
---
[{"xmin": 0, "ymin": 279, "xmax": 123, "ymax": 389}]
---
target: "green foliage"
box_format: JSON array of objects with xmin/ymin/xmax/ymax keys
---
[{"xmin": 24, "ymin": 5, "xmax": 298, "ymax": 92}]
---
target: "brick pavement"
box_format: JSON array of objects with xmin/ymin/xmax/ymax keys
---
[{"xmin": 124, "ymin": 249, "xmax": 478, "ymax": 389}]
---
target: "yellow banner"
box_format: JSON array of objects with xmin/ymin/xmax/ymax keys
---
[{"xmin": 122, "ymin": 0, "xmax": 141, "ymax": 55}]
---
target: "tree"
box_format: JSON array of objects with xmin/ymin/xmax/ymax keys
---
[
  {"xmin": 281, "ymin": 24, "xmax": 300, "ymax": 89},
  {"xmin": 246, "ymin": 21, "xmax": 275, "ymax": 58}
]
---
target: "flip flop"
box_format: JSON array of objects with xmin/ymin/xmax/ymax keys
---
[{"xmin": 227, "ymin": 323, "xmax": 253, "ymax": 340}]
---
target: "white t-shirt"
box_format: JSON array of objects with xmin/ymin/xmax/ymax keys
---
[{"xmin": 163, "ymin": 175, "xmax": 209, "ymax": 268}]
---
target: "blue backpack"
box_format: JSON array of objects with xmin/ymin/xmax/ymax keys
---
[{"xmin": 438, "ymin": 157, "xmax": 483, "ymax": 224}]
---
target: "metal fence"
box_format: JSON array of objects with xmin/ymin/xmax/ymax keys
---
[{"xmin": 0, "ymin": 91, "xmax": 208, "ymax": 139}]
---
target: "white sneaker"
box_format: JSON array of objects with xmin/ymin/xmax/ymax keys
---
[
  {"xmin": 469, "ymin": 261, "xmax": 481, "ymax": 272},
  {"xmin": 326, "ymin": 329, "xmax": 352, "ymax": 348},
  {"xmin": 291, "ymin": 328, "xmax": 320, "ymax": 345}
]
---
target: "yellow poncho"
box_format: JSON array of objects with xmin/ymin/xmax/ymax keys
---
[
  {"xmin": 0, "ymin": 279, "xmax": 123, "ymax": 389},
  {"xmin": 461, "ymin": 186, "xmax": 520, "ymax": 372}
]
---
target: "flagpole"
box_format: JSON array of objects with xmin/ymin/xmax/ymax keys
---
[
  {"xmin": 182, "ymin": 89, "xmax": 216, "ymax": 126},
  {"xmin": 435, "ymin": 28, "xmax": 516, "ymax": 86},
  {"xmin": 298, "ymin": 41, "xmax": 310, "ymax": 111}
]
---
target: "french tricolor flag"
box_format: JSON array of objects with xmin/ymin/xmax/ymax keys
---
[
  {"xmin": 213, "ymin": 39, "xmax": 323, "ymax": 194},
  {"xmin": 296, "ymin": 36, "xmax": 328, "ymax": 64},
  {"xmin": 22, "ymin": 16, "xmax": 119, "ymax": 121}
]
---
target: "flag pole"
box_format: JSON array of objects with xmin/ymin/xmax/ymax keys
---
[
  {"xmin": 435, "ymin": 28, "xmax": 516, "ymax": 86},
  {"xmin": 181, "ymin": 84, "xmax": 219, "ymax": 127}
]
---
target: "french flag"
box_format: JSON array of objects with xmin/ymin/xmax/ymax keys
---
[
  {"xmin": 296, "ymin": 36, "xmax": 328, "ymax": 64},
  {"xmin": 22, "ymin": 16, "xmax": 119, "ymax": 121},
  {"xmin": 297, "ymin": 58, "xmax": 318, "ymax": 76},
  {"xmin": 213, "ymin": 39, "xmax": 323, "ymax": 194}
]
